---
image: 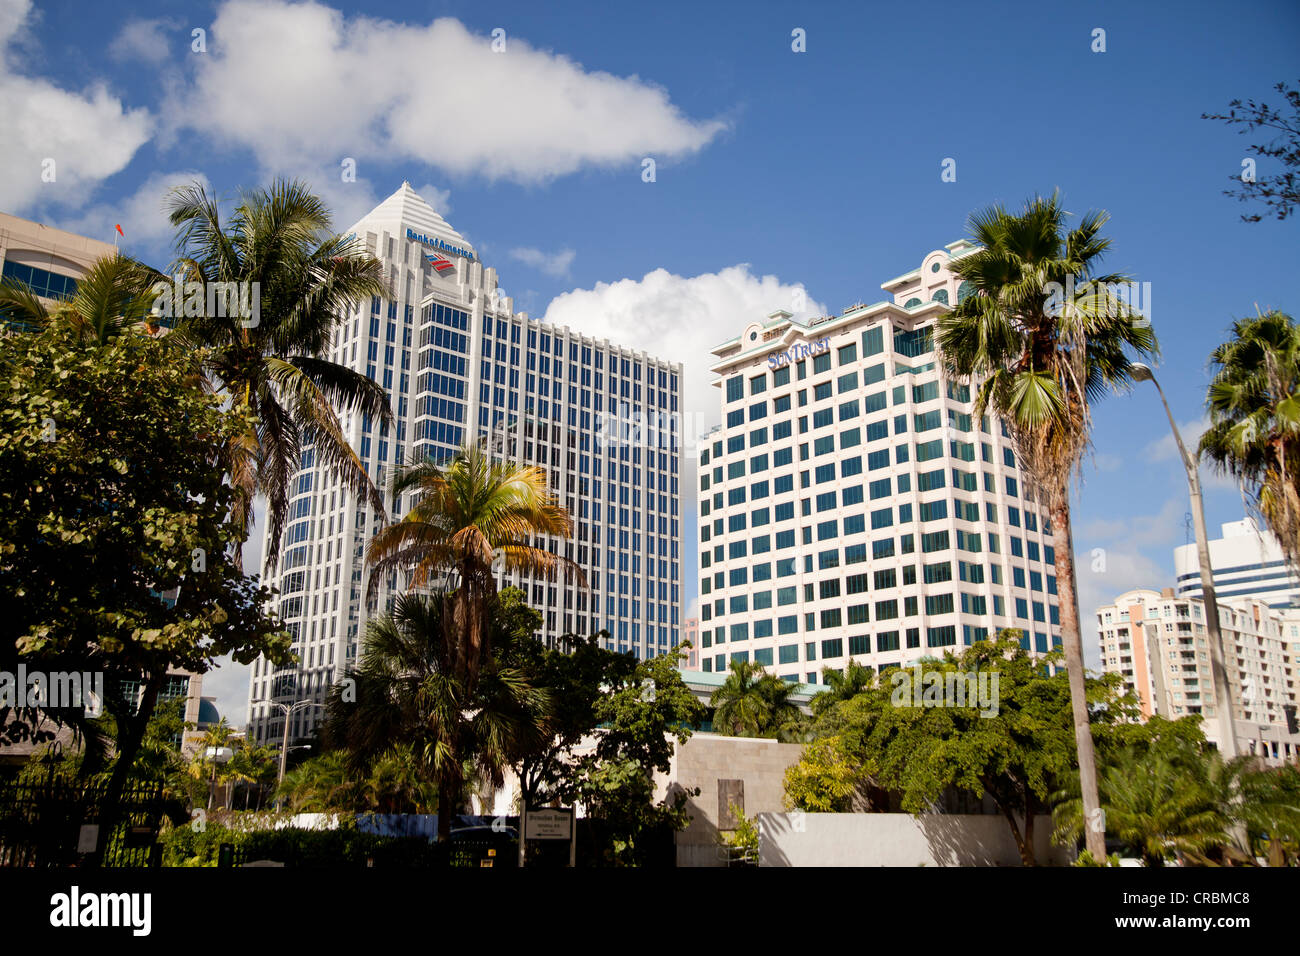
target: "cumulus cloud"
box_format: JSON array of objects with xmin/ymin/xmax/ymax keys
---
[
  {"xmin": 108, "ymin": 16, "xmax": 179, "ymax": 65},
  {"xmin": 1141, "ymin": 415, "xmax": 1239, "ymax": 492},
  {"xmin": 538, "ymin": 264, "xmax": 825, "ymax": 436},
  {"xmin": 511, "ymin": 246, "xmax": 576, "ymax": 278},
  {"xmin": 416, "ymin": 182, "xmax": 451, "ymax": 217},
  {"xmin": 1074, "ymin": 495, "xmax": 1187, "ymax": 668},
  {"xmin": 58, "ymin": 169, "xmax": 211, "ymax": 259},
  {"xmin": 0, "ymin": 0, "xmax": 153, "ymax": 213},
  {"xmin": 168, "ymin": 0, "xmax": 727, "ymax": 184},
  {"xmin": 202, "ymin": 657, "xmax": 253, "ymax": 728}
]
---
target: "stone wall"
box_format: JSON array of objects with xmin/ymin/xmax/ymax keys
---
[
  {"xmin": 756, "ymin": 811, "xmax": 1071, "ymax": 866},
  {"xmin": 654, "ymin": 734, "xmax": 806, "ymax": 867}
]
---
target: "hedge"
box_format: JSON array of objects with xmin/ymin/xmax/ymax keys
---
[{"xmin": 161, "ymin": 819, "xmax": 511, "ymax": 868}]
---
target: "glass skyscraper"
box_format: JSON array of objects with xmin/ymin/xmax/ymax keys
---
[{"xmin": 247, "ymin": 184, "xmax": 683, "ymax": 745}]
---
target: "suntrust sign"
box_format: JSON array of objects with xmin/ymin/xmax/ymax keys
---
[
  {"xmin": 767, "ymin": 336, "xmax": 830, "ymax": 369},
  {"xmin": 406, "ymin": 228, "xmax": 475, "ymax": 261}
]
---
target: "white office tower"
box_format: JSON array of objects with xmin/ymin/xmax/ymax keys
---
[
  {"xmin": 1174, "ymin": 517, "xmax": 1299, "ymax": 610},
  {"xmin": 697, "ymin": 242, "xmax": 1062, "ymax": 681},
  {"xmin": 247, "ymin": 184, "xmax": 683, "ymax": 745}
]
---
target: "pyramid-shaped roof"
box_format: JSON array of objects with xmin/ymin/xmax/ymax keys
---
[{"xmin": 348, "ymin": 181, "xmax": 475, "ymax": 259}]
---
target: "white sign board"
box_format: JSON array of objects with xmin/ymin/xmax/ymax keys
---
[{"xmin": 524, "ymin": 808, "xmax": 572, "ymax": 841}]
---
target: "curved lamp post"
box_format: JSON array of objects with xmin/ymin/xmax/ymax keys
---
[
  {"xmin": 1131, "ymin": 363, "xmax": 1239, "ymax": 759},
  {"xmin": 251, "ymin": 698, "xmax": 324, "ymax": 791}
]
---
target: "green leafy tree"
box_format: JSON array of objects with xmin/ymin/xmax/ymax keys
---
[
  {"xmin": 935, "ymin": 194, "xmax": 1158, "ymax": 860},
  {"xmin": 561, "ymin": 648, "xmax": 706, "ymax": 866},
  {"xmin": 1199, "ymin": 310, "xmax": 1300, "ymax": 569},
  {"xmin": 710, "ymin": 658, "xmax": 805, "ymax": 740},
  {"xmin": 783, "ymin": 735, "xmax": 863, "ymax": 813},
  {"xmin": 796, "ymin": 637, "xmax": 1121, "ymax": 865},
  {"xmin": 164, "ymin": 179, "xmax": 391, "ymax": 565},
  {"xmin": 366, "ymin": 442, "xmax": 581, "ymax": 689},
  {"xmin": 502, "ymin": 629, "xmax": 637, "ymax": 809},
  {"xmin": 0, "ymin": 319, "xmax": 293, "ymax": 863},
  {"xmin": 1203, "ymin": 80, "xmax": 1300, "ymax": 222}
]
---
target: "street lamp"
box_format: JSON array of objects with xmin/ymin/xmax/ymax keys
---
[
  {"xmin": 1131, "ymin": 364, "xmax": 1239, "ymax": 759},
  {"xmin": 251, "ymin": 698, "xmax": 323, "ymax": 790},
  {"xmin": 205, "ymin": 745, "xmax": 233, "ymax": 811}
]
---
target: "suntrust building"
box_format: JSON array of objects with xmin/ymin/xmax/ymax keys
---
[
  {"xmin": 698, "ymin": 242, "xmax": 1062, "ymax": 680},
  {"xmin": 248, "ymin": 184, "xmax": 683, "ymax": 745}
]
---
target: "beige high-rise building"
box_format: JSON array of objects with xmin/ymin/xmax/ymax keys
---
[
  {"xmin": 682, "ymin": 617, "xmax": 700, "ymax": 670},
  {"xmin": 0, "ymin": 211, "xmax": 117, "ymax": 307},
  {"xmin": 1096, "ymin": 587, "xmax": 1300, "ymax": 763}
]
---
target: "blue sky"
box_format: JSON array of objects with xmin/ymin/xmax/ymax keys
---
[{"xmin": 4, "ymin": 0, "xmax": 1297, "ymax": 719}]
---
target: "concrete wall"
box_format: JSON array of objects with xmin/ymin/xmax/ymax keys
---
[
  {"xmin": 756, "ymin": 812, "xmax": 1071, "ymax": 867},
  {"xmin": 654, "ymin": 735, "xmax": 806, "ymax": 867}
]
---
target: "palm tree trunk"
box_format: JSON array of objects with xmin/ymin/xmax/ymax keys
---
[{"xmin": 1049, "ymin": 498, "xmax": 1106, "ymax": 861}]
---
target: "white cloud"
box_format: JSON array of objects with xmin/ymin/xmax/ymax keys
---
[
  {"xmin": 1142, "ymin": 415, "xmax": 1240, "ymax": 492},
  {"xmin": 201, "ymin": 656, "xmax": 253, "ymax": 729},
  {"xmin": 416, "ymin": 182, "xmax": 451, "ymax": 217},
  {"xmin": 1073, "ymin": 494, "xmax": 1186, "ymax": 669},
  {"xmin": 58, "ymin": 169, "xmax": 211, "ymax": 257},
  {"xmin": 108, "ymin": 17, "xmax": 179, "ymax": 65},
  {"xmin": 168, "ymin": 1, "xmax": 727, "ymax": 183},
  {"xmin": 0, "ymin": 0, "xmax": 153, "ymax": 213},
  {"xmin": 510, "ymin": 246, "xmax": 576, "ymax": 278},
  {"xmin": 1074, "ymin": 544, "xmax": 1170, "ymax": 670},
  {"xmin": 539, "ymin": 264, "xmax": 825, "ymax": 435},
  {"xmin": 1145, "ymin": 416, "xmax": 1208, "ymax": 463}
]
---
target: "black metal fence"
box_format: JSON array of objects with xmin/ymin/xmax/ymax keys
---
[{"xmin": 0, "ymin": 776, "xmax": 167, "ymax": 867}]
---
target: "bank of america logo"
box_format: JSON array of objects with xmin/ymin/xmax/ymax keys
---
[{"xmin": 425, "ymin": 254, "xmax": 455, "ymax": 273}]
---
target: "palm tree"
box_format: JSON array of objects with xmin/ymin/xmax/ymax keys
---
[
  {"xmin": 164, "ymin": 179, "xmax": 392, "ymax": 567},
  {"xmin": 366, "ymin": 441, "xmax": 582, "ymax": 690},
  {"xmin": 813, "ymin": 660, "xmax": 875, "ymax": 716},
  {"xmin": 0, "ymin": 252, "xmax": 165, "ymax": 343},
  {"xmin": 1053, "ymin": 748, "xmax": 1229, "ymax": 866},
  {"xmin": 935, "ymin": 193, "xmax": 1158, "ymax": 861},
  {"xmin": 1201, "ymin": 753, "xmax": 1300, "ymax": 865},
  {"xmin": 275, "ymin": 750, "xmax": 359, "ymax": 813},
  {"xmin": 191, "ymin": 719, "xmax": 237, "ymax": 810},
  {"xmin": 326, "ymin": 592, "xmax": 549, "ymax": 841},
  {"xmin": 358, "ymin": 744, "xmax": 440, "ymax": 814},
  {"xmin": 711, "ymin": 659, "xmax": 804, "ymax": 739},
  {"xmin": 1199, "ymin": 310, "xmax": 1300, "ymax": 569}
]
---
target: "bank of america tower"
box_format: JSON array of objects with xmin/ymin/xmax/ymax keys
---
[{"xmin": 247, "ymin": 184, "xmax": 683, "ymax": 745}]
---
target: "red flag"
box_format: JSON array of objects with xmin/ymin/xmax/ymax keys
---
[{"xmin": 115, "ymin": 224, "xmax": 124, "ymax": 237}]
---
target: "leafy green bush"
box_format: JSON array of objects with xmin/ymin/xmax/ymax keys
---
[
  {"xmin": 160, "ymin": 817, "xmax": 495, "ymax": 867},
  {"xmin": 1072, "ymin": 850, "xmax": 1123, "ymax": 867}
]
